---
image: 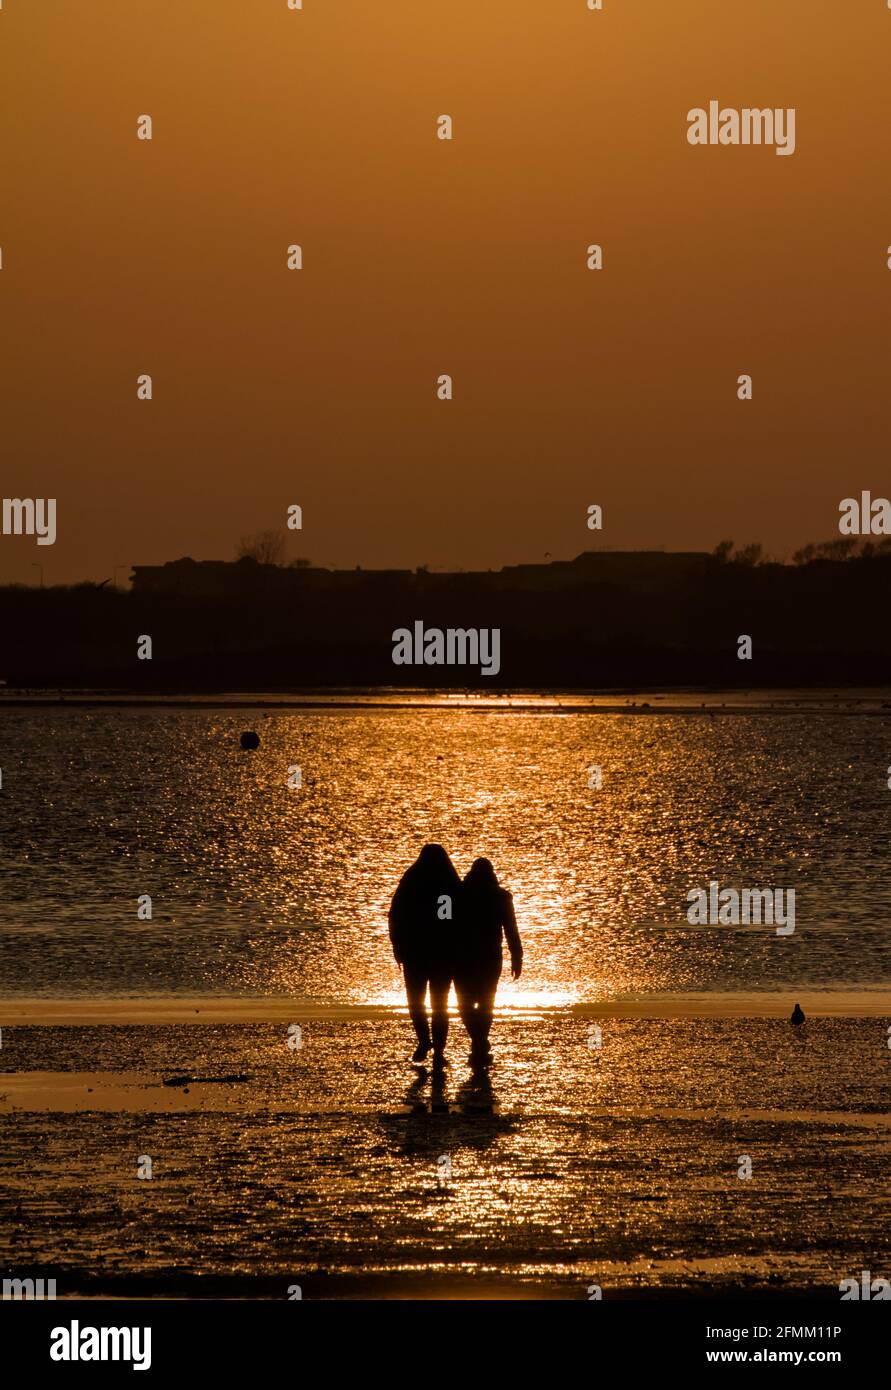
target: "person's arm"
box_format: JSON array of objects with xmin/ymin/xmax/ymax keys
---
[
  {"xmin": 502, "ymin": 891, "xmax": 523, "ymax": 979},
  {"xmin": 388, "ymin": 884, "xmax": 406, "ymax": 965}
]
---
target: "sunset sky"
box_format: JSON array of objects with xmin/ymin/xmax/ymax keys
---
[{"xmin": 2, "ymin": 0, "xmax": 890, "ymax": 584}]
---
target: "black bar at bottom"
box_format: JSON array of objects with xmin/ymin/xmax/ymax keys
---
[{"xmin": 1, "ymin": 1298, "xmax": 885, "ymax": 1376}]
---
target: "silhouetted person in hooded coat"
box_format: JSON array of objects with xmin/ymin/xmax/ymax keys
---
[
  {"xmin": 454, "ymin": 858, "xmax": 522, "ymax": 1066},
  {"xmin": 389, "ymin": 844, "xmax": 461, "ymax": 1064}
]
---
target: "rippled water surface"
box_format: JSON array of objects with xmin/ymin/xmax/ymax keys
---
[{"xmin": 2, "ymin": 705, "xmax": 890, "ymax": 999}]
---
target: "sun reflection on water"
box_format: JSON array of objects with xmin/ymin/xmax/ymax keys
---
[{"xmin": 368, "ymin": 984, "xmax": 582, "ymax": 1013}]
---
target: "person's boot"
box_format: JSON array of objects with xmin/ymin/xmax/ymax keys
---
[
  {"xmin": 410, "ymin": 1017, "xmax": 431, "ymax": 1063},
  {"xmin": 431, "ymin": 1014, "xmax": 448, "ymax": 1067}
]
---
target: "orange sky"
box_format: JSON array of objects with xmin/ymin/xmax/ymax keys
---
[{"xmin": 2, "ymin": 0, "xmax": 890, "ymax": 583}]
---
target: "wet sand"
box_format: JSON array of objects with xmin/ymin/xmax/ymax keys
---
[{"xmin": 1, "ymin": 1006, "xmax": 890, "ymax": 1298}]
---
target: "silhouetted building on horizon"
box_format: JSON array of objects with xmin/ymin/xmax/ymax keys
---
[
  {"xmin": 130, "ymin": 549, "xmax": 712, "ymax": 599},
  {"xmin": 1, "ymin": 545, "xmax": 888, "ymax": 690}
]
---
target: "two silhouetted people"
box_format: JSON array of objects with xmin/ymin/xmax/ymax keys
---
[{"xmin": 388, "ymin": 845, "xmax": 523, "ymax": 1068}]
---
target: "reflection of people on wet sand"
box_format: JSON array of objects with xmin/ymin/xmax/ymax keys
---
[
  {"xmin": 388, "ymin": 844, "xmax": 461, "ymax": 1067},
  {"xmin": 454, "ymin": 858, "xmax": 522, "ymax": 1067}
]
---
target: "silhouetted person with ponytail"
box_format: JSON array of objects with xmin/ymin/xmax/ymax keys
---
[
  {"xmin": 454, "ymin": 858, "xmax": 522, "ymax": 1067},
  {"xmin": 388, "ymin": 844, "xmax": 461, "ymax": 1066}
]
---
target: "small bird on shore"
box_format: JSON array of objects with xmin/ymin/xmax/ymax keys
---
[{"xmin": 790, "ymin": 1002, "xmax": 805, "ymax": 1026}]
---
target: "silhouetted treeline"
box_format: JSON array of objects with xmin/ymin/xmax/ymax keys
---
[{"xmin": 0, "ymin": 548, "xmax": 889, "ymax": 690}]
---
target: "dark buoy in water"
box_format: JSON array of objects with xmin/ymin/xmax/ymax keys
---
[
  {"xmin": 790, "ymin": 1002, "xmax": 805, "ymax": 1026},
  {"xmin": 240, "ymin": 730, "xmax": 260, "ymax": 751}
]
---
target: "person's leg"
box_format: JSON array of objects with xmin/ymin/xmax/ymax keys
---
[
  {"xmin": 456, "ymin": 969, "xmax": 488, "ymax": 1058},
  {"xmin": 457, "ymin": 972, "xmax": 482, "ymax": 1059},
  {"xmin": 454, "ymin": 978, "xmax": 476, "ymax": 1045},
  {"xmin": 465, "ymin": 1003, "xmax": 485, "ymax": 1059},
  {"xmin": 429, "ymin": 971, "xmax": 451, "ymax": 1055},
  {"xmin": 477, "ymin": 989, "xmax": 496, "ymax": 1046},
  {"xmin": 403, "ymin": 963, "xmax": 431, "ymax": 1054},
  {"xmin": 476, "ymin": 966, "xmax": 501, "ymax": 1055}
]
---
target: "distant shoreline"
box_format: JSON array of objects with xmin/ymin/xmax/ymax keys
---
[{"xmin": 1, "ymin": 688, "xmax": 890, "ymax": 714}]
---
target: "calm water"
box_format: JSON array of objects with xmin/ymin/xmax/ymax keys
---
[{"xmin": 2, "ymin": 702, "xmax": 891, "ymax": 1000}]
